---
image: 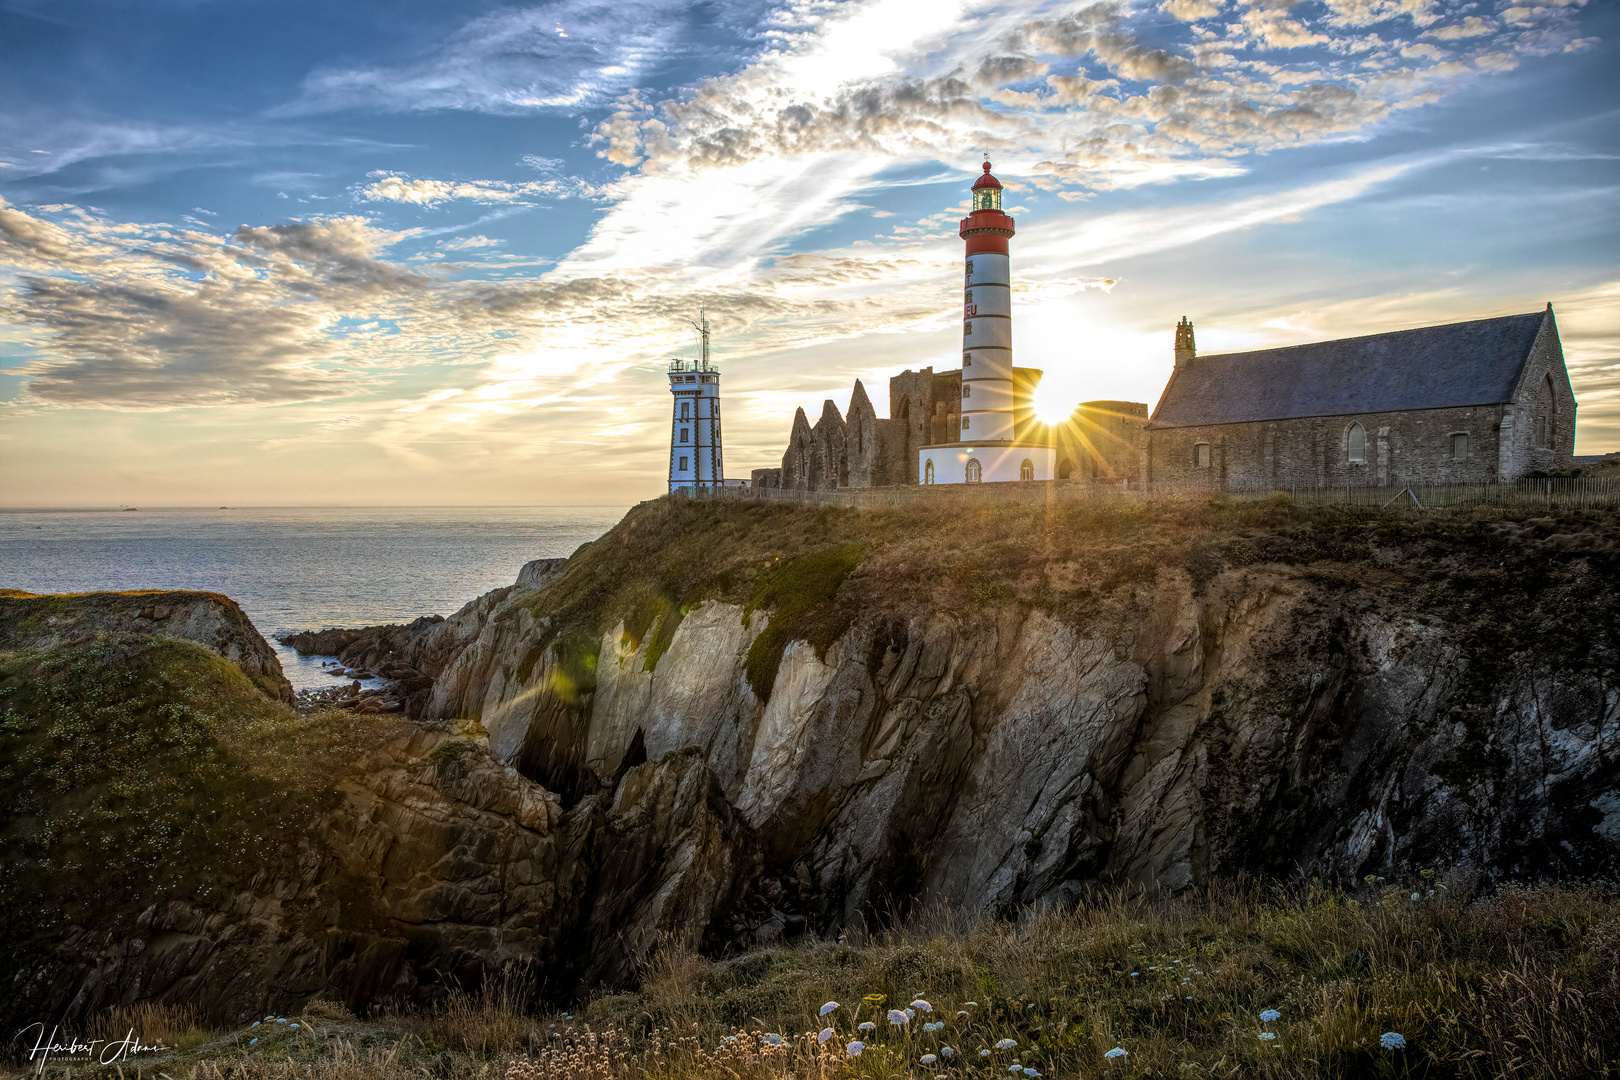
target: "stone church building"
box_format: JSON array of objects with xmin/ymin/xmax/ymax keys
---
[
  {"xmin": 1147, "ymin": 305, "xmax": 1577, "ymax": 488},
  {"xmin": 750, "ymin": 305, "xmax": 1577, "ymax": 492}
]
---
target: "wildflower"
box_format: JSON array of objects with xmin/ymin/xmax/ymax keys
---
[
  {"xmin": 1130, "ymin": 972, "xmax": 1139, "ymax": 977},
  {"xmin": 921, "ymin": 1054, "xmax": 938, "ymax": 1065},
  {"xmin": 1380, "ymin": 1032, "xmax": 1406, "ymax": 1050},
  {"xmin": 1259, "ymin": 1009, "xmax": 1281, "ymax": 1022},
  {"xmin": 1411, "ymin": 892, "xmax": 1420, "ymax": 901},
  {"xmin": 1009, "ymin": 1065, "xmax": 1024, "ymax": 1074},
  {"xmin": 888, "ymin": 1009, "xmax": 910, "ymax": 1026},
  {"xmin": 1420, "ymin": 868, "xmax": 1435, "ymax": 878},
  {"xmin": 995, "ymin": 1038, "xmax": 1018, "ymax": 1050},
  {"xmin": 941, "ymin": 1047, "xmax": 956, "ymax": 1058},
  {"xmin": 957, "ymin": 1011, "xmax": 968, "ymax": 1018},
  {"xmin": 1024, "ymin": 1069, "xmax": 1040, "ymax": 1078},
  {"xmin": 1259, "ymin": 1032, "xmax": 1277, "ymax": 1041},
  {"xmin": 251, "ymin": 1021, "xmax": 260, "ymax": 1028},
  {"xmin": 965, "ymin": 1001, "xmax": 978, "ymax": 1007},
  {"xmin": 858, "ymin": 1022, "xmax": 876, "ymax": 1032},
  {"xmin": 981, "ymin": 1050, "xmax": 992, "ymax": 1058},
  {"xmin": 906, "ymin": 1007, "xmax": 916, "ymax": 1019},
  {"xmin": 819, "ymin": 1028, "xmax": 835, "ymax": 1044},
  {"xmin": 847, "ymin": 1041, "xmax": 865, "ymax": 1057},
  {"xmin": 264, "ymin": 1016, "xmax": 274, "ymax": 1021},
  {"xmin": 290, "ymin": 1023, "xmax": 299, "ymax": 1029},
  {"xmin": 820, "ymin": 1001, "xmax": 839, "ymax": 1016},
  {"xmin": 249, "ymin": 1038, "xmax": 258, "ymax": 1046},
  {"xmin": 1104, "ymin": 1047, "xmax": 1128, "ymax": 1059},
  {"xmin": 923, "ymin": 1021, "xmax": 943, "ymax": 1033},
  {"xmin": 762, "ymin": 1033, "xmax": 784, "ymax": 1047},
  {"xmin": 911, "ymin": 999, "xmax": 933, "ymax": 1012}
]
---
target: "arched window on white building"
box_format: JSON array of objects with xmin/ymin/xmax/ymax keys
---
[
  {"xmin": 1020, "ymin": 458, "xmax": 1034, "ymax": 481},
  {"xmin": 965, "ymin": 458, "xmax": 982, "ymax": 483},
  {"xmin": 1346, "ymin": 423, "xmax": 1366, "ymax": 463},
  {"xmin": 923, "ymin": 460, "xmax": 935, "ymax": 484}
]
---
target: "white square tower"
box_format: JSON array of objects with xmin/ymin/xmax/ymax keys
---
[{"xmin": 668, "ymin": 313, "xmax": 725, "ymax": 492}]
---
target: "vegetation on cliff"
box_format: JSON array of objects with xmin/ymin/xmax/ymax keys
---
[
  {"xmin": 513, "ymin": 494, "xmax": 1617, "ymax": 717},
  {"xmin": 12, "ymin": 879, "xmax": 1613, "ymax": 1080},
  {"xmin": 0, "ymin": 636, "xmax": 406, "ymax": 965}
]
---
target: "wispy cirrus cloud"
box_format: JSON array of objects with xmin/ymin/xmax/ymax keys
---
[
  {"xmin": 276, "ymin": 0, "xmax": 769, "ymax": 117},
  {"xmin": 356, "ymin": 173, "xmax": 612, "ymax": 206}
]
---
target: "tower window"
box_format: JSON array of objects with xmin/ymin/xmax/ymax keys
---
[
  {"xmin": 972, "ymin": 187, "xmax": 1001, "ymax": 212},
  {"xmin": 962, "ymin": 384, "xmax": 971, "ymax": 399},
  {"xmin": 680, "ymin": 402, "xmax": 690, "ymax": 419},
  {"xmin": 962, "ymin": 416, "xmax": 970, "ymax": 431},
  {"xmin": 679, "ymin": 456, "xmax": 688, "ymax": 471},
  {"xmin": 965, "ymin": 458, "xmax": 982, "ymax": 483},
  {"xmin": 1451, "ymin": 433, "xmax": 1469, "ymax": 460},
  {"xmin": 680, "ymin": 429, "xmax": 688, "ymax": 443},
  {"xmin": 963, "ymin": 354, "xmax": 972, "ymax": 366},
  {"xmin": 1347, "ymin": 423, "xmax": 1365, "ymax": 463},
  {"xmin": 1020, "ymin": 458, "xmax": 1034, "ymax": 481},
  {"xmin": 1194, "ymin": 443, "xmax": 1211, "ymax": 469}
]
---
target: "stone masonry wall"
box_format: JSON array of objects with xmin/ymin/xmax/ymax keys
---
[{"xmin": 1146, "ymin": 404, "xmax": 1514, "ymax": 489}]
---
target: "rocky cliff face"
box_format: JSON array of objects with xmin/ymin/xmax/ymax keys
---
[
  {"xmin": 403, "ymin": 503, "xmax": 1620, "ymax": 935},
  {"xmin": 9, "ymin": 501, "xmax": 1618, "ymax": 1024},
  {"xmin": 0, "ymin": 588, "xmax": 294, "ymax": 704}
]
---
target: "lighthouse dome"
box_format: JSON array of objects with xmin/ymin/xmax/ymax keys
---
[{"xmin": 971, "ymin": 160, "xmax": 1003, "ymax": 190}]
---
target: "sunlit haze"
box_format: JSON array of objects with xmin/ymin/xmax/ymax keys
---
[{"xmin": 2, "ymin": 0, "xmax": 1615, "ymax": 507}]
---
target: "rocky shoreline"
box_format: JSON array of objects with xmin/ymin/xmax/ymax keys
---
[{"xmin": 275, "ymin": 557, "xmax": 569, "ymax": 716}]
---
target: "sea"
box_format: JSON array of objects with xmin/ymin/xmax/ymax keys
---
[{"xmin": 0, "ymin": 505, "xmax": 629, "ymax": 692}]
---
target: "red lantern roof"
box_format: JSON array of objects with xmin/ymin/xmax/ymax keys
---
[{"xmin": 971, "ymin": 160, "xmax": 1002, "ymax": 191}]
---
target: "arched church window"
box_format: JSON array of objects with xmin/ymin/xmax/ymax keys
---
[
  {"xmin": 1057, "ymin": 458, "xmax": 1073, "ymax": 480},
  {"xmin": 1346, "ymin": 424, "xmax": 1365, "ymax": 463},
  {"xmin": 965, "ymin": 458, "xmax": 982, "ymax": 483},
  {"xmin": 1194, "ymin": 443, "xmax": 1211, "ymax": 469},
  {"xmin": 1020, "ymin": 459, "xmax": 1034, "ymax": 481},
  {"xmin": 923, "ymin": 460, "xmax": 935, "ymax": 485}
]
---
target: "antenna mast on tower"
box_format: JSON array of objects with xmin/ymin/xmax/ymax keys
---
[{"xmin": 691, "ymin": 309, "xmax": 711, "ymax": 371}]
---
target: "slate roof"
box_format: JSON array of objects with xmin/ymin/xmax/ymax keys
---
[{"xmin": 1147, "ymin": 309, "xmax": 1549, "ymax": 429}]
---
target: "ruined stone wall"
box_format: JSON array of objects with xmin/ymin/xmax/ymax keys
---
[{"xmin": 1050, "ymin": 401, "xmax": 1148, "ymax": 483}]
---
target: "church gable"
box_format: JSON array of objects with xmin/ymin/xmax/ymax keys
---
[{"xmin": 1149, "ymin": 309, "xmax": 1549, "ymax": 429}]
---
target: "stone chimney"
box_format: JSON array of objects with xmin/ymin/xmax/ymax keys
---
[{"xmin": 1174, "ymin": 316, "xmax": 1196, "ymax": 367}]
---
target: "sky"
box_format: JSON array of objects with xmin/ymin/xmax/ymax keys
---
[{"xmin": 0, "ymin": 0, "xmax": 1615, "ymax": 508}]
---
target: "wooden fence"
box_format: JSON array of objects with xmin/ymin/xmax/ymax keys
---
[{"xmin": 677, "ymin": 475, "xmax": 1620, "ymax": 511}]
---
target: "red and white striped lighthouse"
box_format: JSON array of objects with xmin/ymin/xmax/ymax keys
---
[{"xmin": 918, "ymin": 160, "xmax": 1055, "ymax": 485}]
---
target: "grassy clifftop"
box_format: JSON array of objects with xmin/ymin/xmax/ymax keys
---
[{"xmin": 516, "ymin": 495, "xmax": 1619, "ymax": 702}]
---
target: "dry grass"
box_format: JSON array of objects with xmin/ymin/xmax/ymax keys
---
[{"xmin": 10, "ymin": 880, "xmax": 1614, "ymax": 1080}]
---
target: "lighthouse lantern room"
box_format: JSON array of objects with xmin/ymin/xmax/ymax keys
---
[
  {"xmin": 668, "ymin": 312, "xmax": 725, "ymax": 493},
  {"xmin": 918, "ymin": 160, "xmax": 1055, "ymax": 486}
]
